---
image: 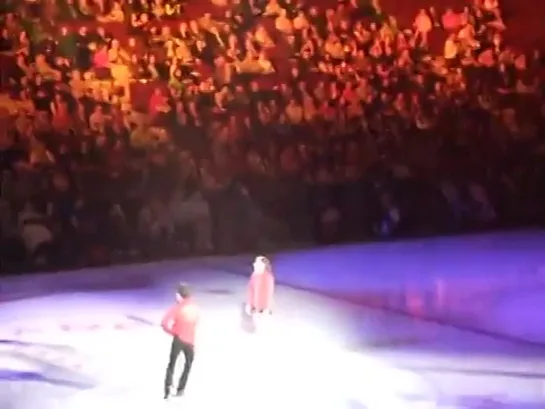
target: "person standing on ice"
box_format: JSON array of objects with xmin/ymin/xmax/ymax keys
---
[
  {"xmin": 244, "ymin": 256, "xmax": 275, "ymax": 329},
  {"xmin": 161, "ymin": 283, "xmax": 199, "ymax": 400}
]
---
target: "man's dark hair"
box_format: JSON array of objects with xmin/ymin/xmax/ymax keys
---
[{"xmin": 177, "ymin": 283, "xmax": 191, "ymax": 299}]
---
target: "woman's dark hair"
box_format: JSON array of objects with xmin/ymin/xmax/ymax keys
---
[{"xmin": 177, "ymin": 283, "xmax": 191, "ymax": 298}]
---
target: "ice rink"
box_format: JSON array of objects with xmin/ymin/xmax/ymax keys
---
[{"xmin": 1, "ymin": 230, "xmax": 545, "ymax": 408}]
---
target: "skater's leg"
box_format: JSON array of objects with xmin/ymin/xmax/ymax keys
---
[
  {"xmin": 164, "ymin": 337, "xmax": 182, "ymax": 398},
  {"xmin": 252, "ymin": 309, "xmax": 270, "ymax": 331},
  {"xmin": 176, "ymin": 342, "xmax": 195, "ymax": 394}
]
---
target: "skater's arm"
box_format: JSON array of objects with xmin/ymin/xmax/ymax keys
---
[
  {"xmin": 160, "ymin": 305, "xmax": 177, "ymax": 335},
  {"xmin": 265, "ymin": 275, "xmax": 275, "ymax": 312}
]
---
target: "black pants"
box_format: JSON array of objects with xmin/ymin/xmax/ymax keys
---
[{"xmin": 164, "ymin": 336, "xmax": 194, "ymax": 395}]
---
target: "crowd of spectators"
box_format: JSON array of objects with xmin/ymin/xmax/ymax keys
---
[{"xmin": 1, "ymin": 0, "xmax": 544, "ymax": 272}]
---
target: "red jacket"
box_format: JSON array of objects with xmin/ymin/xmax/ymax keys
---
[
  {"xmin": 247, "ymin": 272, "xmax": 275, "ymax": 311},
  {"xmin": 161, "ymin": 300, "xmax": 199, "ymax": 345}
]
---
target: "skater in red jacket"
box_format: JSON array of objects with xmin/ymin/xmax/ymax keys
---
[
  {"xmin": 161, "ymin": 283, "xmax": 199, "ymax": 400},
  {"xmin": 245, "ymin": 255, "xmax": 275, "ymax": 316}
]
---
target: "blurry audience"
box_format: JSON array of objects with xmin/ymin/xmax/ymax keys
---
[{"xmin": 1, "ymin": 0, "xmax": 545, "ymax": 271}]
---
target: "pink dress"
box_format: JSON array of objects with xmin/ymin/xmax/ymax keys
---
[
  {"xmin": 148, "ymin": 92, "xmax": 165, "ymax": 117},
  {"xmin": 93, "ymin": 48, "xmax": 109, "ymax": 69}
]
